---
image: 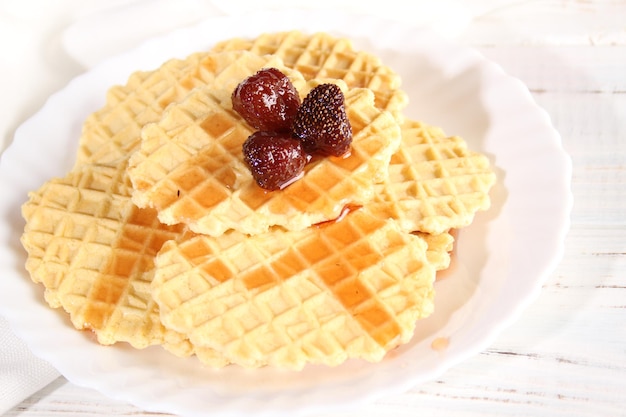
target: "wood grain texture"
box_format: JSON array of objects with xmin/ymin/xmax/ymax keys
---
[{"xmin": 4, "ymin": 1, "xmax": 626, "ymax": 416}]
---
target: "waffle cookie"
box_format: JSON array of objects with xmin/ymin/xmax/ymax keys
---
[
  {"xmin": 128, "ymin": 69, "xmax": 401, "ymax": 236},
  {"xmin": 77, "ymin": 52, "xmax": 209, "ymax": 165},
  {"xmin": 372, "ymin": 120, "xmax": 496, "ymax": 234},
  {"xmin": 19, "ymin": 159, "xmax": 221, "ymax": 361},
  {"xmin": 152, "ymin": 208, "xmax": 453, "ymax": 369},
  {"xmin": 211, "ymin": 31, "xmax": 408, "ymax": 119}
]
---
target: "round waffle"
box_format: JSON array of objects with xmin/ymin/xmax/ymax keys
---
[
  {"xmin": 372, "ymin": 119, "xmax": 497, "ymax": 234},
  {"xmin": 20, "ymin": 158, "xmax": 223, "ymax": 364},
  {"xmin": 152, "ymin": 208, "xmax": 453, "ymax": 369},
  {"xmin": 127, "ymin": 53, "xmax": 401, "ymax": 236},
  {"xmin": 76, "ymin": 51, "xmax": 221, "ymax": 165}
]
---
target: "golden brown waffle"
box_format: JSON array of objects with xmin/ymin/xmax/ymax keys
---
[
  {"xmin": 211, "ymin": 31, "xmax": 408, "ymax": 119},
  {"xmin": 128, "ymin": 67, "xmax": 401, "ymax": 236},
  {"xmin": 152, "ymin": 208, "xmax": 452, "ymax": 369},
  {"xmin": 20, "ymin": 159, "xmax": 201, "ymax": 357},
  {"xmin": 370, "ymin": 120, "xmax": 496, "ymax": 234},
  {"xmin": 77, "ymin": 53, "xmax": 206, "ymax": 165}
]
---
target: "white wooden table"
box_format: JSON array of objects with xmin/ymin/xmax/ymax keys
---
[{"xmin": 2, "ymin": 1, "xmax": 625, "ymax": 416}]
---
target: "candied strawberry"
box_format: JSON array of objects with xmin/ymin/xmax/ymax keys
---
[
  {"xmin": 243, "ymin": 131, "xmax": 307, "ymax": 191},
  {"xmin": 292, "ymin": 83, "xmax": 352, "ymax": 157},
  {"xmin": 232, "ymin": 68, "xmax": 301, "ymax": 132}
]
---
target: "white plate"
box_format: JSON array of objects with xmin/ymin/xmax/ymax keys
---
[{"xmin": 0, "ymin": 10, "xmax": 572, "ymax": 417}]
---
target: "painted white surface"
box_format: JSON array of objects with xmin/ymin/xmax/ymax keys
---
[{"xmin": 1, "ymin": 1, "xmax": 625, "ymax": 416}]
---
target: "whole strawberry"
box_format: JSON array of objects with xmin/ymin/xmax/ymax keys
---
[
  {"xmin": 243, "ymin": 131, "xmax": 308, "ymax": 191},
  {"xmin": 292, "ymin": 83, "xmax": 352, "ymax": 157},
  {"xmin": 232, "ymin": 68, "xmax": 301, "ymax": 132}
]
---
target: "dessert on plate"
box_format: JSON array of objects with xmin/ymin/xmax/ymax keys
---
[{"xmin": 20, "ymin": 30, "xmax": 496, "ymax": 370}]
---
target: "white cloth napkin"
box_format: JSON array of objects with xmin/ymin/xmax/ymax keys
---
[
  {"xmin": 1, "ymin": 0, "xmax": 517, "ymax": 413},
  {"xmin": 0, "ymin": 317, "xmax": 60, "ymax": 414}
]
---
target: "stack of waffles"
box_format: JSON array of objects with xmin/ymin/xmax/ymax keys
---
[{"xmin": 21, "ymin": 31, "xmax": 496, "ymax": 370}]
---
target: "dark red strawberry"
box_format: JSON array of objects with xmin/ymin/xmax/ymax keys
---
[
  {"xmin": 292, "ymin": 83, "xmax": 352, "ymax": 157},
  {"xmin": 243, "ymin": 131, "xmax": 307, "ymax": 190},
  {"xmin": 232, "ymin": 68, "xmax": 301, "ymax": 132}
]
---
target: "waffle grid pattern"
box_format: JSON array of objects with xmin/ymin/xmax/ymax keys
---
[
  {"xmin": 153, "ymin": 209, "xmax": 442, "ymax": 369},
  {"xmin": 211, "ymin": 31, "xmax": 409, "ymax": 117},
  {"xmin": 21, "ymin": 161, "xmax": 189, "ymax": 350},
  {"xmin": 371, "ymin": 120, "xmax": 497, "ymax": 234},
  {"xmin": 76, "ymin": 51, "xmax": 269, "ymax": 166}
]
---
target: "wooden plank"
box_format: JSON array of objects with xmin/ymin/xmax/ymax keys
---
[
  {"xmin": 474, "ymin": 46, "xmax": 626, "ymax": 93},
  {"xmin": 462, "ymin": 0, "xmax": 626, "ymax": 46}
]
